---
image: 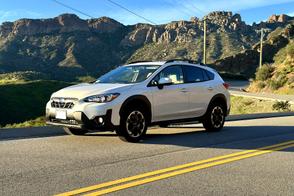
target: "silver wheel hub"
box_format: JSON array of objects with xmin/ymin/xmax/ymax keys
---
[
  {"xmin": 211, "ymin": 106, "xmax": 224, "ymax": 128},
  {"xmin": 126, "ymin": 111, "xmax": 145, "ymax": 137}
]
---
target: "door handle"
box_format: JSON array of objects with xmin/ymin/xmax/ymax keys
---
[{"xmin": 207, "ymin": 87, "xmax": 213, "ymax": 91}]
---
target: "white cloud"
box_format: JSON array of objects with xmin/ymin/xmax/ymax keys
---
[{"xmin": 0, "ymin": 10, "xmax": 42, "ymax": 24}]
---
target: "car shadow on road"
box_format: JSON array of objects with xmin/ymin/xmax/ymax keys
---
[
  {"xmin": 1, "ymin": 124, "xmax": 294, "ymax": 153},
  {"xmin": 142, "ymin": 125, "xmax": 294, "ymax": 151}
]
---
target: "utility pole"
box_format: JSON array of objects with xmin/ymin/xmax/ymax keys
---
[
  {"xmin": 203, "ymin": 19, "xmax": 207, "ymax": 65},
  {"xmin": 259, "ymin": 29, "xmax": 264, "ymax": 68}
]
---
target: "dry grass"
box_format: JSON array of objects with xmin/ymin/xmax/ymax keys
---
[
  {"xmin": 2, "ymin": 117, "xmax": 46, "ymax": 128},
  {"xmin": 230, "ymin": 96, "xmax": 293, "ymax": 115}
]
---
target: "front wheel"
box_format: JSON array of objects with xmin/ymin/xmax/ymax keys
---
[
  {"xmin": 63, "ymin": 127, "xmax": 88, "ymax": 135},
  {"xmin": 116, "ymin": 107, "xmax": 148, "ymax": 142},
  {"xmin": 202, "ymin": 103, "xmax": 225, "ymax": 132}
]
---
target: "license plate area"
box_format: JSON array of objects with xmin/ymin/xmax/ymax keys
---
[{"xmin": 55, "ymin": 110, "xmax": 67, "ymax": 120}]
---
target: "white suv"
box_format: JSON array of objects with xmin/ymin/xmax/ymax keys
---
[{"xmin": 46, "ymin": 60, "xmax": 230, "ymax": 142}]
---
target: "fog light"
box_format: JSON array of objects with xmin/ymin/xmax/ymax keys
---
[{"xmin": 98, "ymin": 117, "xmax": 104, "ymax": 123}]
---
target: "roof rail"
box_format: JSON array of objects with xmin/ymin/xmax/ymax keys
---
[
  {"xmin": 165, "ymin": 59, "xmax": 200, "ymax": 64},
  {"xmin": 128, "ymin": 60, "xmax": 153, "ymax": 64}
]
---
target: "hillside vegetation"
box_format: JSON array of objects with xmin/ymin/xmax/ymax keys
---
[
  {"xmin": 1, "ymin": 12, "xmax": 293, "ymax": 80},
  {"xmin": 0, "ymin": 80, "xmax": 71, "ymax": 126},
  {"xmin": 0, "ymin": 71, "xmax": 48, "ymax": 84},
  {"xmin": 248, "ymin": 38, "xmax": 294, "ymax": 94}
]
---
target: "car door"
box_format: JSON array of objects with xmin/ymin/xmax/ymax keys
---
[
  {"xmin": 149, "ymin": 65, "xmax": 190, "ymax": 122},
  {"xmin": 182, "ymin": 65, "xmax": 215, "ymax": 117}
]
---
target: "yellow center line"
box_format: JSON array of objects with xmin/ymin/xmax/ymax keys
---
[
  {"xmin": 85, "ymin": 142, "xmax": 294, "ymax": 196},
  {"xmin": 55, "ymin": 140, "xmax": 294, "ymax": 196}
]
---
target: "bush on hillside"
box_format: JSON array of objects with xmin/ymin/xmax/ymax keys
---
[
  {"xmin": 256, "ymin": 81, "xmax": 266, "ymax": 89},
  {"xmin": 255, "ymin": 64, "xmax": 274, "ymax": 81},
  {"xmin": 269, "ymin": 78, "xmax": 287, "ymax": 90},
  {"xmin": 272, "ymin": 101, "xmax": 291, "ymax": 112},
  {"xmin": 288, "ymin": 75, "xmax": 294, "ymax": 85},
  {"xmin": 274, "ymin": 41, "xmax": 294, "ymax": 64},
  {"xmin": 286, "ymin": 42, "xmax": 294, "ymax": 58}
]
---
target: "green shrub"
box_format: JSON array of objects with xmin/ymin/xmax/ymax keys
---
[
  {"xmin": 272, "ymin": 101, "xmax": 291, "ymax": 112},
  {"xmin": 256, "ymin": 81, "xmax": 266, "ymax": 89},
  {"xmin": 269, "ymin": 78, "xmax": 287, "ymax": 90},
  {"xmin": 255, "ymin": 64, "xmax": 274, "ymax": 81},
  {"xmin": 3, "ymin": 117, "xmax": 46, "ymax": 128},
  {"xmin": 76, "ymin": 76, "xmax": 96, "ymax": 83},
  {"xmin": 286, "ymin": 42, "xmax": 294, "ymax": 58},
  {"xmin": 274, "ymin": 41, "xmax": 294, "ymax": 64},
  {"xmin": 288, "ymin": 75, "xmax": 294, "ymax": 85}
]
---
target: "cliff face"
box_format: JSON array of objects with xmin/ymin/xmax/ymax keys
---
[
  {"xmin": 0, "ymin": 14, "xmax": 125, "ymax": 37},
  {"xmin": 215, "ymin": 24, "xmax": 294, "ymax": 77},
  {"xmin": 268, "ymin": 14, "xmax": 293, "ymax": 23},
  {"xmin": 0, "ymin": 12, "xmax": 293, "ymax": 80}
]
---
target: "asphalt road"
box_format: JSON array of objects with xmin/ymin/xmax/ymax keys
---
[
  {"xmin": 1, "ymin": 116, "xmax": 294, "ymax": 196},
  {"xmin": 226, "ymin": 80, "xmax": 249, "ymax": 91}
]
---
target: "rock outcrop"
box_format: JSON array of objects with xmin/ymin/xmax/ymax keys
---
[
  {"xmin": 268, "ymin": 14, "xmax": 293, "ymax": 23},
  {"xmin": 0, "ymin": 12, "xmax": 293, "ymax": 80},
  {"xmin": 215, "ymin": 24, "xmax": 293, "ymax": 77},
  {"xmin": 0, "ymin": 14, "xmax": 125, "ymax": 37}
]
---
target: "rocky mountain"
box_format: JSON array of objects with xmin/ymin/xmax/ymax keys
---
[
  {"xmin": 0, "ymin": 12, "xmax": 293, "ymax": 81},
  {"xmin": 215, "ymin": 21, "xmax": 294, "ymax": 77},
  {"xmin": 246, "ymin": 24, "xmax": 294, "ymax": 94}
]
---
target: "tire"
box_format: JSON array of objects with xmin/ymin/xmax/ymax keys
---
[
  {"xmin": 116, "ymin": 106, "xmax": 148, "ymax": 142},
  {"xmin": 202, "ymin": 102, "xmax": 226, "ymax": 132},
  {"xmin": 63, "ymin": 127, "xmax": 88, "ymax": 135}
]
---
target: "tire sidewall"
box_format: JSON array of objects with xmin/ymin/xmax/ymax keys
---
[
  {"xmin": 117, "ymin": 106, "xmax": 148, "ymax": 142},
  {"xmin": 203, "ymin": 102, "xmax": 225, "ymax": 132}
]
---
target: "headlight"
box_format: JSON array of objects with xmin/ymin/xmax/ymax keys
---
[{"xmin": 84, "ymin": 93, "xmax": 120, "ymax": 103}]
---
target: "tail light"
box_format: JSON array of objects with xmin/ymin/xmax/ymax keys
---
[{"xmin": 223, "ymin": 83, "xmax": 230, "ymax": 89}]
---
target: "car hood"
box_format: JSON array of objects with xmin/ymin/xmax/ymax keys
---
[{"xmin": 51, "ymin": 83, "xmax": 134, "ymax": 99}]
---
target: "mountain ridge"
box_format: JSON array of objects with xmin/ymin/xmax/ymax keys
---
[{"xmin": 0, "ymin": 11, "xmax": 293, "ymax": 81}]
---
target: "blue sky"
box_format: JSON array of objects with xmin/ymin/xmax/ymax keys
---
[{"xmin": 0, "ymin": 0, "xmax": 294, "ymax": 25}]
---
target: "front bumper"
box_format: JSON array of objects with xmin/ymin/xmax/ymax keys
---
[
  {"xmin": 45, "ymin": 97, "xmax": 122, "ymax": 129},
  {"xmin": 46, "ymin": 109, "xmax": 116, "ymax": 131}
]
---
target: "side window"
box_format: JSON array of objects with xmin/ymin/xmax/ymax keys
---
[
  {"xmin": 183, "ymin": 65, "xmax": 205, "ymax": 83},
  {"xmin": 159, "ymin": 65, "xmax": 184, "ymax": 84},
  {"xmin": 202, "ymin": 69, "xmax": 209, "ymax": 81},
  {"xmin": 205, "ymin": 70, "xmax": 215, "ymax": 80}
]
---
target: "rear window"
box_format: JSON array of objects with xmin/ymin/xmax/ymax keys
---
[
  {"xmin": 183, "ymin": 66, "xmax": 204, "ymax": 82},
  {"xmin": 204, "ymin": 70, "xmax": 215, "ymax": 80},
  {"xmin": 182, "ymin": 65, "xmax": 214, "ymax": 82}
]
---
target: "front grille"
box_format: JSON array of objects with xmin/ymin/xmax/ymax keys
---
[
  {"xmin": 51, "ymin": 97, "xmax": 77, "ymax": 109},
  {"xmin": 51, "ymin": 101, "xmax": 74, "ymax": 109},
  {"xmin": 51, "ymin": 118, "xmax": 79, "ymax": 125}
]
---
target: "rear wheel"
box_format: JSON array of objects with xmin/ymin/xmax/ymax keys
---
[
  {"xmin": 63, "ymin": 127, "xmax": 88, "ymax": 135},
  {"xmin": 202, "ymin": 103, "xmax": 225, "ymax": 132},
  {"xmin": 116, "ymin": 106, "xmax": 148, "ymax": 142}
]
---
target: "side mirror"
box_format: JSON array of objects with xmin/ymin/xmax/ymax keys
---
[{"xmin": 158, "ymin": 77, "xmax": 172, "ymax": 89}]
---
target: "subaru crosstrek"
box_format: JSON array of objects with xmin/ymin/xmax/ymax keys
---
[{"xmin": 46, "ymin": 60, "xmax": 230, "ymax": 142}]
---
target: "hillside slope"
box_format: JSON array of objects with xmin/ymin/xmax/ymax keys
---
[
  {"xmin": 0, "ymin": 80, "xmax": 71, "ymax": 126},
  {"xmin": 246, "ymin": 24, "xmax": 294, "ymax": 94},
  {"xmin": 1, "ymin": 12, "xmax": 293, "ymax": 81}
]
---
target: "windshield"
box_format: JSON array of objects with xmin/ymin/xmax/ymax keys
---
[{"xmin": 96, "ymin": 65, "xmax": 160, "ymax": 84}]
